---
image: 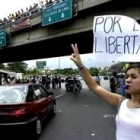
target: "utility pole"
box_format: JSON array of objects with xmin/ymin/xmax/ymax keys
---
[{"xmin": 58, "ymin": 57, "xmax": 60, "ymax": 69}]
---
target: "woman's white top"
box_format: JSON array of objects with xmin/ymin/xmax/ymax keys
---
[{"xmin": 116, "ymin": 99, "xmax": 140, "ymax": 140}]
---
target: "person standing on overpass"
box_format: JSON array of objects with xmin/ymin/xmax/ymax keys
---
[{"xmin": 70, "ymin": 43, "xmax": 140, "ymax": 140}]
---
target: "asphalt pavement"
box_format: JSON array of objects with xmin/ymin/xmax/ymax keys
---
[{"xmin": 39, "ymin": 78, "xmax": 117, "ymax": 140}]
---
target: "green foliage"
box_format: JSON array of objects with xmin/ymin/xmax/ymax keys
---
[
  {"xmin": 99, "ymin": 70, "xmax": 106, "ymax": 76},
  {"xmin": 55, "ymin": 68, "xmax": 79, "ymax": 75},
  {"xmin": 26, "ymin": 68, "xmax": 41, "ymax": 75},
  {"xmin": 7, "ymin": 61, "xmax": 28, "ymax": 73},
  {"xmin": 55, "ymin": 67, "xmax": 101, "ymax": 76},
  {"xmin": 0, "ymin": 63, "xmax": 5, "ymax": 69},
  {"xmin": 109, "ymin": 62, "xmax": 125, "ymax": 73},
  {"xmin": 89, "ymin": 67, "xmax": 99, "ymax": 76}
]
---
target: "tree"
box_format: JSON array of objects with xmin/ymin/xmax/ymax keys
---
[
  {"xmin": 7, "ymin": 61, "xmax": 28, "ymax": 73},
  {"xmin": 0, "ymin": 63, "xmax": 5, "ymax": 69},
  {"xmin": 89, "ymin": 67, "xmax": 99, "ymax": 76},
  {"xmin": 55, "ymin": 68, "xmax": 78, "ymax": 75},
  {"xmin": 109, "ymin": 62, "xmax": 124, "ymax": 73}
]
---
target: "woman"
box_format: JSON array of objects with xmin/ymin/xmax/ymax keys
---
[{"xmin": 70, "ymin": 44, "xmax": 140, "ymax": 140}]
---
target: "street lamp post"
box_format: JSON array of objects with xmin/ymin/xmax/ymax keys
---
[{"xmin": 58, "ymin": 57, "xmax": 60, "ymax": 69}]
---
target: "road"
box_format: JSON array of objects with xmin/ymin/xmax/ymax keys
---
[{"xmin": 39, "ymin": 79, "xmax": 117, "ymax": 140}]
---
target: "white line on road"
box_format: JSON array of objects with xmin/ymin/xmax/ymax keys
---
[{"xmin": 55, "ymin": 94, "xmax": 64, "ymax": 99}]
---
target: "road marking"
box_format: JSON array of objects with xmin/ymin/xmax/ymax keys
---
[
  {"xmin": 84, "ymin": 105, "xmax": 89, "ymax": 108},
  {"xmin": 103, "ymin": 114, "xmax": 116, "ymax": 118},
  {"xmin": 91, "ymin": 133, "xmax": 95, "ymax": 136},
  {"xmin": 58, "ymin": 110, "xmax": 62, "ymax": 113},
  {"xmin": 55, "ymin": 94, "xmax": 63, "ymax": 99}
]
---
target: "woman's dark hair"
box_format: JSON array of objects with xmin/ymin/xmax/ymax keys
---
[
  {"xmin": 126, "ymin": 63, "xmax": 140, "ymax": 73},
  {"xmin": 125, "ymin": 63, "xmax": 140, "ymax": 99}
]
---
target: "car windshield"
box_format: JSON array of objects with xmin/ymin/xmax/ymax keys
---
[{"xmin": 0, "ymin": 85, "xmax": 27, "ymax": 103}]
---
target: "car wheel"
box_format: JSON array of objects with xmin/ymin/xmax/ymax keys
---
[
  {"xmin": 36, "ymin": 119, "xmax": 42, "ymax": 135},
  {"xmin": 31, "ymin": 118, "xmax": 42, "ymax": 139},
  {"xmin": 51, "ymin": 104, "xmax": 56, "ymax": 116}
]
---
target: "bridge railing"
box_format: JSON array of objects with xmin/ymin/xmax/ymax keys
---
[{"xmin": 0, "ymin": 0, "xmax": 79, "ymax": 32}]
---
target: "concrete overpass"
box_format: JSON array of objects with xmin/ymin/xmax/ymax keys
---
[{"xmin": 0, "ymin": 0, "xmax": 140, "ymax": 63}]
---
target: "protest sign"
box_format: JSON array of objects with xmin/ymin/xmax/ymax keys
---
[{"xmin": 93, "ymin": 15, "xmax": 140, "ymax": 62}]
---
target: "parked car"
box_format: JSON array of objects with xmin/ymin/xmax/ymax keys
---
[
  {"xmin": 65, "ymin": 79, "xmax": 82, "ymax": 91},
  {"xmin": 0, "ymin": 83, "xmax": 56, "ymax": 139}
]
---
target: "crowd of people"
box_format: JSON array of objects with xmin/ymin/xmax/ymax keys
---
[
  {"xmin": 0, "ymin": 73, "xmax": 83, "ymax": 93},
  {"xmin": 0, "ymin": 3, "xmax": 40, "ymax": 26},
  {"xmin": 0, "ymin": 74, "xmax": 16, "ymax": 85},
  {"xmin": 109, "ymin": 72, "xmax": 126, "ymax": 96},
  {"xmin": 0, "ymin": 0, "xmax": 66, "ymax": 26},
  {"xmin": 0, "ymin": 74, "xmax": 64, "ymax": 89}
]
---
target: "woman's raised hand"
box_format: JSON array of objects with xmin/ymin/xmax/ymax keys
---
[{"xmin": 70, "ymin": 44, "xmax": 83, "ymax": 68}]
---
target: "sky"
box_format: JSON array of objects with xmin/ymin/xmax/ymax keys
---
[
  {"xmin": 24, "ymin": 53, "xmax": 112, "ymax": 69},
  {"xmin": 0, "ymin": 0, "xmax": 112, "ymax": 69},
  {"xmin": 0, "ymin": 0, "xmax": 43, "ymax": 19}
]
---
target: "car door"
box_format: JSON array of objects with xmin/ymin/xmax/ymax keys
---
[
  {"xmin": 26, "ymin": 86, "xmax": 41, "ymax": 117},
  {"xmin": 32, "ymin": 85, "xmax": 47, "ymax": 119},
  {"xmin": 38, "ymin": 85, "xmax": 52, "ymax": 117}
]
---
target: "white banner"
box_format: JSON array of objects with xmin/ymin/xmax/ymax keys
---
[{"xmin": 93, "ymin": 15, "xmax": 140, "ymax": 62}]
